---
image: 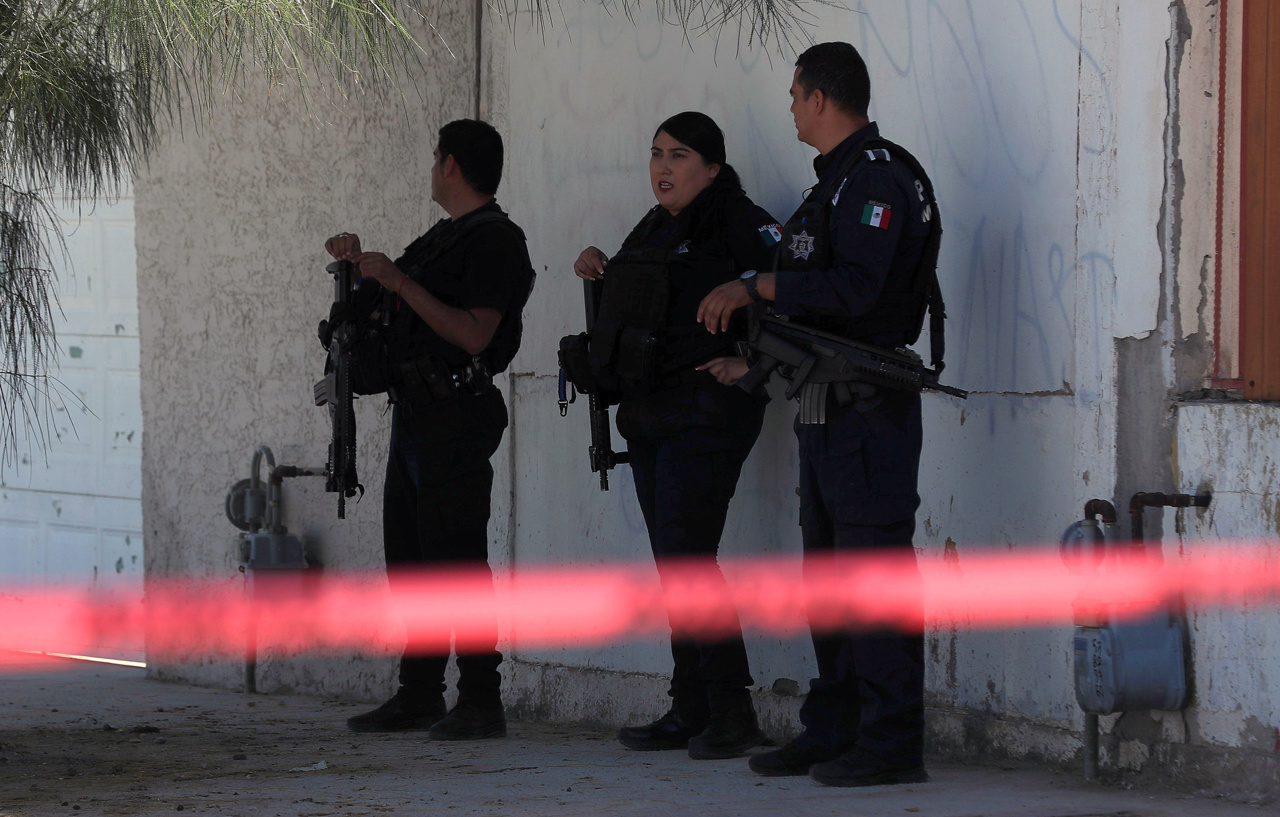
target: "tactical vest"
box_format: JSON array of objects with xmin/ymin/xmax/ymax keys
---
[
  {"xmin": 586, "ymin": 209, "xmax": 736, "ymax": 396},
  {"xmin": 392, "ymin": 209, "xmax": 536, "ymax": 376},
  {"xmin": 776, "ymin": 138, "xmax": 948, "ymax": 373}
]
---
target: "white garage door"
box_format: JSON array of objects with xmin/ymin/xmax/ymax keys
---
[{"xmin": 0, "ymin": 193, "xmax": 143, "ymax": 663}]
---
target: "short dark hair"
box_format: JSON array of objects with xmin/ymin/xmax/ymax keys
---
[
  {"xmin": 437, "ymin": 119, "xmax": 503, "ymax": 196},
  {"xmin": 795, "ymin": 42, "xmax": 871, "ymax": 118}
]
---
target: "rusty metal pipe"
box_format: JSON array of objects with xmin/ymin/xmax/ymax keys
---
[
  {"xmin": 1129, "ymin": 492, "xmax": 1212, "ymax": 545},
  {"xmin": 1084, "ymin": 499, "xmax": 1117, "ymax": 525},
  {"xmin": 1083, "ymin": 712, "xmax": 1099, "ymax": 781}
]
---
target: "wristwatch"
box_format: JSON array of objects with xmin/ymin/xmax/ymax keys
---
[{"xmin": 740, "ymin": 269, "xmax": 765, "ymax": 304}]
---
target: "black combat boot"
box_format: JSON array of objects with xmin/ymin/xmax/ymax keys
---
[
  {"xmin": 748, "ymin": 736, "xmax": 843, "ymax": 775},
  {"xmin": 686, "ymin": 701, "xmax": 768, "ymax": 760},
  {"xmin": 346, "ymin": 687, "xmax": 447, "ymax": 733},
  {"xmin": 427, "ymin": 698, "xmax": 507, "ymax": 740},
  {"xmin": 808, "ymin": 745, "xmax": 929, "ymax": 787},
  {"xmin": 616, "ymin": 706, "xmax": 706, "ymax": 751}
]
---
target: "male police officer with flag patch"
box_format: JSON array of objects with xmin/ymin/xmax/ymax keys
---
[{"xmin": 699, "ymin": 42, "xmax": 944, "ymax": 787}]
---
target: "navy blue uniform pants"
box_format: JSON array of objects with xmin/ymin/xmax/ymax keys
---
[
  {"xmin": 794, "ymin": 389, "xmax": 924, "ymax": 766},
  {"xmin": 383, "ymin": 386, "xmax": 507, "ymax": 704},
  {"xmin": 617, "ymin": 381, "xmax": 765, "ymax": 722}
]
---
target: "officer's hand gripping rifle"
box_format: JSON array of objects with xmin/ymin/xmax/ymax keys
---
[
  {"xmin": 736, "ymin": 314, "xmax": 968, "ymax": 401},
  {"xmin": 313, "ymin": 260, "xmax": 364, "ymax": 518}
]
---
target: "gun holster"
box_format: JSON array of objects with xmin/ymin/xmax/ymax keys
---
[{"xmin": 391, "ymin": 356, "xmax": 459, "ymax": 410}]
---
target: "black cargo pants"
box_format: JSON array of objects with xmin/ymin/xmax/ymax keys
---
[
  {"xmin": 383, "ymin": 385, "xmax": 507, "ymax": 704},
  {"xmin": 794, "ymin": 387, "xmax": 925, "ymax": 767},
  {"xmin": 616, "ymin": 380, "xmax": 765, "ymax": 723}
]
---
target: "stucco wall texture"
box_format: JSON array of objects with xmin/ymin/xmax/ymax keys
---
[
  {"xmin": 136, "ymin": 7, "xmax": 478, "ymax": 693},
  {"xmin": 135, "ymin": 0, "xmax": 1279, "ymax": 792}
]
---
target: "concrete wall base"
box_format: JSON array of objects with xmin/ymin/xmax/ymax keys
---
[{"xmin": 927, "ymin": 708, "xmax": 1279, "ymax": 806}]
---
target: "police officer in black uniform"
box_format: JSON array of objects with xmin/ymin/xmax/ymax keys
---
[
  {"xmin": 699, "ymin": 43, "xmax": 940, "ymax": 786},
  {"xmin": 572, "ymin": 112, "xmax": 783, "ymax": 760},
  {"xmin": 329, "ymin": 119, "xmax": 535, "ymax": 740}
]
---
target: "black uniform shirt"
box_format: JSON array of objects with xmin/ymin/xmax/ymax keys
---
[
  {"xmin": 773, "ymin": 122, "xmax": 931, "ymax": 347},
  {"xmin": 390, "ymin": 200, "xmax": 531, "ymax": 367}
]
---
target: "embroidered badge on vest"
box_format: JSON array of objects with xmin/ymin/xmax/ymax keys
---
[
  {"xmin": 758, "ymin": 224, "xmax": 783, "ymax": 246},
  {"xmin": 675, "ymin": 240, "xmax": 691, "ymax": 254},
  {"xmin": 789, "ymin": 230, "xmax": 817, "ymax": 260}
]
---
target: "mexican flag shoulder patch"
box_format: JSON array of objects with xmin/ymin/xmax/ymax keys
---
[
  {"xmin": 861, "ymin": 201, "xmax": 893, "ymax": 230},
  {"xmin": 758, "ymin": 223, "xmax": 784, "ymax": 246}
]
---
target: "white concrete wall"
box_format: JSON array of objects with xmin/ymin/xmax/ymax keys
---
[
  {"xmin": 133, "ymin": 0, "xmax": 1280, "ymax": 791},
  {"xmin": 1168, "ymin": 402, "xmax": 1280, "ymax": 796}
]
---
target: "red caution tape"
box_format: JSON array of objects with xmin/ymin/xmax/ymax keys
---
[{"xmin": 2, "ymin": 546, "xmax": 1277, "ymax": 668}]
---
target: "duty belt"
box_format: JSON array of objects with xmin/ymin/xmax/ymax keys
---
[{"xmin": 390, "ymin": 355, "xmax": 492, "ymax": 412}]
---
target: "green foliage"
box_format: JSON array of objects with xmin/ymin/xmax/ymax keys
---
[
  {"xmin": 0, "ymin": 0, "xmax": 811, "ymax": 465},
  {"xmin": 514, "ymin": 1, "xmax": 819, "ymax": 51},
  {"xmin": 0, "ymin": 0, "xmax": 426, "ymax": 464}
]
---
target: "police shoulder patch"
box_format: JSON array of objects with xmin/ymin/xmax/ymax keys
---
[
  {"xmin": 758, "ymin": 224, "xmax": 783, "ymax": 247},
  {"xmin": 860, "ymin": 200, "xmax": 893, "ymax": 230}
]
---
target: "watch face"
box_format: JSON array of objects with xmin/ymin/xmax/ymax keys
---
[{"xmin": 740, "ymin": 270, "xmax": 757, "ymax": 280}]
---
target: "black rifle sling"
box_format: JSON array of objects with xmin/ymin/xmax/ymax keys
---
[
  {"xmin": 407, "ymin": 210, "xmax": 520, "ymax": 268},
  {"xmin": 859, "ymin": 138, "xmax": 947, "ymax": 373}
]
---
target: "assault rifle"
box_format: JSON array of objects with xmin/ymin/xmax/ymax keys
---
[
  {"xmin": 737, "ymin": 315, "xmax": 968, "ymax": 409},
  {"xmin": 313, "ymin": 260, "xmax": 363, "ymax": 518},
  {"xmin": 580, "ymin": 279, "xmax": 628, "ymax": 491}
]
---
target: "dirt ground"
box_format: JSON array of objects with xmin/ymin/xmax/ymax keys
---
[{"xmin": 0, "ymin": 658, "xmax": 1271, "ymax": 817}]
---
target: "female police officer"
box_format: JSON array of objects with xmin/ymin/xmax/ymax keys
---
[{"xmin": 572, "ymin": 112, "xmax": 782, "ymax": 760}]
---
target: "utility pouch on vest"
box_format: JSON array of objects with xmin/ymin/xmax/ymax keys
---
[
  {"xmin": 349, "ymin": 325, "xmax": 391, "ymax": 396},
  {"xmin": 583, "ymin": 259, "xmax": 670, "ymax": 394},
  {"xmin": 615, "ymin": 326, "xmax": 657, "ymax": 385},
  {"xmin": 319, "ymin": 295, "xmax": 393, "ymax": 396},
  {"xmin": 597, "ymin": 259, "xmax": 669, "ymax": 328},
  {"xmin": 558, "ymin": 332, "xmax": 598, "ymax": 395}
]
